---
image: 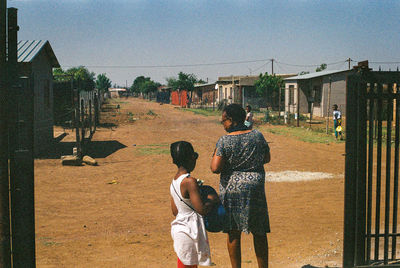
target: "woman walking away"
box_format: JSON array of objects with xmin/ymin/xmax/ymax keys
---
[
  {"xmin": 244, "ymin": 105, "xmax": 254, "ymax": 129},
  {"xmin": 170, "ymin": 141, "xmax": 215, "ymax": 268},
  {"xmin": 211, "ymin": 104, "xmax": 271, "ymax": 268}
]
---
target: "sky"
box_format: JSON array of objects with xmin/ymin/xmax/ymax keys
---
[{"xmin": 8, "ymin": 0, "xmax": 400, "ymax": 86}]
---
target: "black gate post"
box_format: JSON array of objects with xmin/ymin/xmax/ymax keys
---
[
  {"xmin": 0, "ymin": 0, "xmax": 11, "ymax": 266},
  {"xmin": 343, "ymin": 75, "xmax": 360, "ymax": 267},
  {"xmin": 355, "ymin": 73, "xmax": 367, "ymax": 266},
  {"xmin": 8, "ymin": 7, "xmax": 35, "ymax": 268},
  {"xmin": 9, "ymin": 78, "xmax": 35, "ymax": 268}
]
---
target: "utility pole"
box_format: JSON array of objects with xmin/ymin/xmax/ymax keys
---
[
  {"xmin": 0, "ymin": 0, "xmax": 11, "ymax": 266},
  {"xmin": 347, "ymin": 58, "xmax": 351, "ymax": 70},
  {"xmin": 271, "ymin": 58, "xmax": 274, "ymax": 75}
]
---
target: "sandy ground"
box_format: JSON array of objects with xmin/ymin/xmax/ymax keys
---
[{"xmin": 35, "ymin": 97, "xmax": 346, "ymax": 267}]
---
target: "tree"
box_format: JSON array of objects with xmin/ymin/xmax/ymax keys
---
[
  {"xmin": 315, "ymin": 63, "xmax": 327, "ymax": 72},
  {"xmin": 96, "ymin": 73, "xmax": 112, "ymax": 93},
  {"xmin": 254, "ymin": 72, "xmax": 284, "ymax": 108},
  {"xmin": 166, "ymin": 72, "xmax": 198, "ymax": 91},
  {"xmin": 53, "ymin": 66, "xmax": 95, "ymax": 91},
  {"xmin": 53, "ymin": 67, "xmax": 68, "ymax": 81},
  {"xmin": 298, "ymin": 71, "xmax": 310, "ymax": 76},
  {"xmin": 140, "ymin": 80, "xmax": 158, "ymax": 95},
  {"xmin": 130, "ymin": 76, "xmax": 151, "ymax": 93}
]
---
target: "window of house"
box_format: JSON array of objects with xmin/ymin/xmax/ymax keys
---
[
  {"xmin": 289, "ymin": 85, "xmax": 295, "ymax": 105},
  {"xmin": 229, "ymin": 87, "xmax": 232, "ymax": 99},
  {"xmin": 225, "ymin": 88, "xmax": 227, "ymax": 99}
]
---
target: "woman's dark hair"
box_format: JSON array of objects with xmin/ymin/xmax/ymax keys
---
[
  {"xmin": 223, "ymin": 103, "xmax": 246, "ymax": 124},
  {"xmin": 333, "ymin": 104, "xmax": 338, "ymax": 109},
  {"xmin": 246, "ymin": 105, "xmax": 252, "ymax": 112},
  {"xmin": 170, "ymin": 141, "xmax": 194, "ymax": 168}
]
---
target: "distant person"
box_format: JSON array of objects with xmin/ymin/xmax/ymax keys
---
[
  {"xmin": 244, "ymin": 105, "xmax": 254, "ymax": 129},
  {"xmin": 170, "ymin": 141, "xmax": 215, "ymax": 268},
  {"xmin": 211, "ymin": 104, "xmax": 271, "ymax": 268},
  {"xmin": 332, "ymin": 104, "xmax": 343, "ymax": 140}
]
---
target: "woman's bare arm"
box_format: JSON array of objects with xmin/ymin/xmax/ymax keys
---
[{"xmin": 210, "ymin": 148, "xmax": 225, "ymax": 174}]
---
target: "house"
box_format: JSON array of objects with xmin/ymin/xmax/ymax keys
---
[
  {"xmin": 284, "ymin": 69, "xmax": 356, "ymax": 119},
  {"xmin": 108, "ymin": 88, "xmax": 126, "ymax": 98},
  {"xmin": 17, "ymin": 40, "xmax": 60, "ymax": 155},
  {"xmin": 191, "ymin": 83, "xmax": 217, "ymax": 107},
  {"xmin": 216, "ymin": 74, "xmax": 296, "ymax": 108}
]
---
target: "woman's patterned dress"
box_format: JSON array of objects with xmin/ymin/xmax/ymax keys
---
[{"xmin": 216, "ymin": 129, "xmax": 270, "ymax": 235}]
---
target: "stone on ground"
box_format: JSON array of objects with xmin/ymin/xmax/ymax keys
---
[
  {"xmin": 61, "ymin": 155, "xmax": 82, "ymax": 166},
  {"xmin": 83, "ymin": 155, "xmax": 97, "ymax": 166}
]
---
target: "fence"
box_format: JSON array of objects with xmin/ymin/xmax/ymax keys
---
[
  {"xmin": 74, "ymin": 88, "xmax": 101, "ymax": 156},
  {"xmin": 344, "ymin": 69, "xmax": 400, "ymax": 267},
  {"xmin": 171, "ymin": 90, "xmax": 188, "ymax": 107}
]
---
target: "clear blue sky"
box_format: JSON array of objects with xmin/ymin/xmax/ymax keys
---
[{"xmin": 9, "ymin": 0, "xmax": 400, "ymax": 86}]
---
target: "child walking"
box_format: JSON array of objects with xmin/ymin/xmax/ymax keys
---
[
  {"xmin": 170, "ymin": 141, "xmax": 214, "ymax": 268},
  {"xmin": 332, "ymin": 104, "xmax": 343, "ymax": 140}
]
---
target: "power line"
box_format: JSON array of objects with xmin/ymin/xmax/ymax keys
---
[
  {"xmin": 59, "ymin": 58, "xmax": 400, "ymax": 73},
  {"xmin": 61, "ymin": 59, "xmax": 272, "ymax": 69},
  {"xmin": 275, "ymin": 59, "xmax": 347, "ymax": 68}
]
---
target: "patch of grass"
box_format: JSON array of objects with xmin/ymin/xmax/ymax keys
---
[
  {"xmin": 136, "ymin": 143, "xmax": 169, "ymax": 155},
  {"xmin": 38, "ymin": 237, "xmax": 58, "ymax": 247},
  {"xmin": 182, "ymin": 108, "xmax": 220, "ymax": 117},
  {"xmin": 127, "ymin": 112, "xmax": 136, "ymax": 122},
  {"xmin": 147, "ymin": 110, "xmax": 157, "ymax": 116},
  {"xmin": 262, "ymin": 126, "xmax": 342, "ymax": 144}
]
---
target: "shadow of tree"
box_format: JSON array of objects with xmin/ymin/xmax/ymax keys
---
[{"xmin": 36, "ymin": 139, "xmax": 127, "ymax": 159}]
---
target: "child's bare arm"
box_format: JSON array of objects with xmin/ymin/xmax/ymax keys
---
[
  {"xmin": 170, "ymin": 197, "xmax": 178, "ymax": 216},
  {"xmin": 185, "ymin": 177, "xmax": 213, "ymax": 216}
]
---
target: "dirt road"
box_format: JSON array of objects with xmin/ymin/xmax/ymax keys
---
[{"xmin": 35, "ymin": 98, "xmax": 345, "ymax": 267}]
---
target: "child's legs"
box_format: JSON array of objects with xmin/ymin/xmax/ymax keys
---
[
  {"xmin": 334, "ymin": 120, "xmax": 338, "ymax": 138},
  {"xmin": 177, "ymin": 258, "xmax": 197, "ymax": 268}
]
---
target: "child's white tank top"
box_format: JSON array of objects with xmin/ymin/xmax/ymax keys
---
[{"xmin": 170, "ymin": 173, "xmax": 212, "ymax": 266}]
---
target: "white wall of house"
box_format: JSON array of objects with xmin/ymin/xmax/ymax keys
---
[{"xmin": 285, "ymin": 82, "xmax": 298, "ymax": 115}]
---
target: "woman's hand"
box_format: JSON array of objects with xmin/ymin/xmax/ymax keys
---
[{"xmin": 210, "ymin": 148, "xmax": 225, "ymax": 174}]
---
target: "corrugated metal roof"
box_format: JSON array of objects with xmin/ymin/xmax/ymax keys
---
[
  {"xmin": 18, "ymin": 40, "xmax": 60, "ymax": 67},
  {"xmin": 284, "ymin": 69, "xmax": 350, "ymax": 81},
  {"xmin": 194, "ymin": 83, "xmax": 216, "ymax": 88}
]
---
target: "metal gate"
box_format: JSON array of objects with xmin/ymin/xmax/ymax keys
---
[{"xmin": 344, "ymin": 68, "xmax": 400, "ymax": 267}]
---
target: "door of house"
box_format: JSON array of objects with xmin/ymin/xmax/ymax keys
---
[{"xmin": 344, "ymin": 69, "xmax": 400, "ymax": 267}]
